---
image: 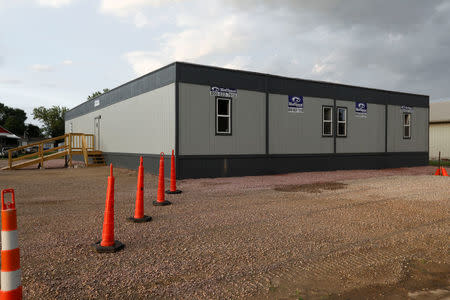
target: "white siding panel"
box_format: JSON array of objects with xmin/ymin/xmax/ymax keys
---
[
  {"xmin": 429, "ymin": 123, "xmax": 450, "ymax": 159},
  {"xmin": 64, "ymin": 84, "xmax": 175, "ymax": 154}
]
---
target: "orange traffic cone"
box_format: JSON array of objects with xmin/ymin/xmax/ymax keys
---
[
  {"xmin": 153, "ymin": 152, "xmax": 171, "ymax": 206},
  {"xmin": 441, "ymin": 167, "xmax": 448, "ymax": 177},
  {"xmin": 128, "ymin": 157, "xmax": 152, "ymax": 223},
  {"xmin": 1, "ymin": 189, "xmax": 22, "ymax": 300},
  {"xmin": 434, "ymin": 168, "xmax": 441, "ymax": 176},
  {"xmin": 93, "ymin": 164, "xmax": 124, "ymax": 253},
  {"xmin": 166, "ymin": 149, "xmax": 182, "ymax": 194}
]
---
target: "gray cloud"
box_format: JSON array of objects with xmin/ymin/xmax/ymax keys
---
[{"xmin": 223, "ymin": 0, "xmax": 450, "ymax": 100}]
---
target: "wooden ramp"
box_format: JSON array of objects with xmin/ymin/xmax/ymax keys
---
[{"xmin": 2, "ymin": 133, "xmax": 105, "ymax": 170}]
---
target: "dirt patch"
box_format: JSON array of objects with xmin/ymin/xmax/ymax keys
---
[
  {"xmin": 274, "ymin": 182, "xmax": 347, "ymax": 193},
  {"xmin": 327, "ymin": 260, "xmax": 450, "ymax": 300}
]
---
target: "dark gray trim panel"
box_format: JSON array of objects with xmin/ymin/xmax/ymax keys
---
[
  {"xmin": 176, "ymin": 62, "xmax": 429, "ymax": 107},
  {"xmin": 65, "ymin": 63, "xmax": 176, "ymax": 120},
  {"xmin": 102, "ymin": 152, "xmax": 172, "ymax": 178},
  {"xmin": 176, "ymin": 152, "xmax": 428, "ymax": 179}
]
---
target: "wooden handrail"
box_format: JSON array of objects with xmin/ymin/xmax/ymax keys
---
[
  {"xmin": 11, "ymin": 134, "xmax": 68, "ymax": 152},
  {"xmin": 10, "ymin": 145, "xmax": 68, "ymax": 162},
  {"xmin": 6, "ymin": 133, "xmax": 95, "ymax": 169}
]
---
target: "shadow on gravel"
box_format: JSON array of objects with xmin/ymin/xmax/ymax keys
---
[
  {"xmin": 262, "ymin": 260, "xmax": 450, "ymax": 300},
  {"xmin": 328, "ymin": 260, "xmax": 450, "ymax": 300},
  {"xmin": 274, "ymin": 182, "xmax": 347, "ymax": 193}
]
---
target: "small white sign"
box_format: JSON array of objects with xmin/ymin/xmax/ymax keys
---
[
  {"xmin": 401, "ymin": 105, "xmax": 413, "ymax": 112},
  {"xmin": 210, "ymin": 86, "xmax": 238, "ymax": 98},
  {"xmin": 94, "ymin": 99, "xmax": 100, "ymax": 107}
]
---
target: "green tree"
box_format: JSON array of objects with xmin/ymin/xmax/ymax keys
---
[
  {"xmin": 32, "ymin": 106, "xmax": 68, "ymax": 138},
  {"xmin": 0, "ymin": 103, "xmax": 27, "ymax": 136},
  {"xmin": 24, "ymin": 124, "xmax": 43, "ymax": 138},
  {"xmin": 87, "ymin": 88, "xmax": 110, "ymax": 100}
]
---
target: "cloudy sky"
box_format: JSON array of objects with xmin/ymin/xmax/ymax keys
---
[{"xmin": 1, "ymin": 0, "xmax": 449, "ymax": 124}]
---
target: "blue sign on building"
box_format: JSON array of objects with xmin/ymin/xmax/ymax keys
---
[
  {"xmin": 355, "ymin": 102, "xmax": 367, "ymax": 113},
  {"xmin": 355, "ymin": 102, "xmax": 367, "ymax": 118},
  {"xmin": 288, "ymin": 96, "xmax": 304, "ymax": 113}
]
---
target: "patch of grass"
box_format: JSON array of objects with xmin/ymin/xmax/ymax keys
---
[{"xmin": 429, "ymin": 160, "xmax": 450, "ymax": 167}]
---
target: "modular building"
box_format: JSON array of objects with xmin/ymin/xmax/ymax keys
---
[
  {"xmin": 65, "ymin": 62, "xmax": 429, "ymax": 178},
  {"xmin": 429, "ymin": 100, "xmax": 450, "ymax": 160}
]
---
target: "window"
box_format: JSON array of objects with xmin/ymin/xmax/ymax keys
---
[
  {"xmin": 322, "ymin": 106, "xmax": 333, "ymax": 136},
  {"xmin": 403, "ymin": 113, "xmax": 411, "ymax": 139},
  {"xmin": 216, "ymin": 97, "xmax": 231, "ymax": 135},
  {"xmin": 337, "ymin": 107, "xmax": 347, "ymax": 137}
]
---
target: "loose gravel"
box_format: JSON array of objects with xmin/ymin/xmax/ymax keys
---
[{"xmin": 0, "ymin": 161, "xmax": 448, "ymax": 299}]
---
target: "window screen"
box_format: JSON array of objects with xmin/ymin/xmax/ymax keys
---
[
  {"xmin": 216, "ymin": 98, "xmax": 231, "ymax": 135},
  {"xmin": 337, "ymin": 107, "xmax": 347, "ymax": 137},
  {"xmin": 322, "ymin": 106, "xmax": 333, "ymax": 136},
  {"xmin": 403, "ymin": 113, "xmax": 411, "ymax": 139}
]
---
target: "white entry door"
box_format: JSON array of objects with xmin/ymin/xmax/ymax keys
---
[{"xmin": 94, "ymin": 116, "xmax": 101, "ymax": 150}]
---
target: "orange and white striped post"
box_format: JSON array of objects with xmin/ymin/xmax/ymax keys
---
[{"xmin": 0, "ymin": 189, "xmax": 22, "ymax": 300}]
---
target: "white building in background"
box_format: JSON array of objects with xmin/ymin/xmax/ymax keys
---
[{"xmin": 429, "ymin": 101, "xmax": 450, "ymax": 160}]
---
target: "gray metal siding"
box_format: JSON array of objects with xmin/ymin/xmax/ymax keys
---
[
  {"xmin": 387, "ymin": 105, "xmax": 428, "ymax": 152},
  {"xmin": 268, "ymin": 94, "xmax": 334, "ymax": 154},
  {"xmin": 65, "ymin": 64, "xmax": 176, "ymax": 120},
  {"xmin": 335, "ymin": 101, "xmax": 385, "ymax": 153},
  {"xmin": 179, "ymin": 83, "xmax": 266, "ymax": 155},
  {"xmin": 65, "ymin": 84, "xmax": 176, "ymax": 154}
]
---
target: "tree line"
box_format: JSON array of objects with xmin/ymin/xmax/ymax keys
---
[
  {"xmin": 1, "ymin": 88, "xmax": 109, "ymax": 139},
  {"xmin": 0, "ymin": 103, "xmax": 68, "ymax": 139}
]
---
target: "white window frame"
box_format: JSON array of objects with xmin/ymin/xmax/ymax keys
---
[
  {"xmin": 337, "ymin": 107, "xmax": 347, "ymax": 137},
  {"xmin": 216, "ymin": 97, "xmax": 231, "ymax": 135},
  {"xmin": 322, "ymin": 106, "xmax": 333, "ymax": 137},
  {"xmin": 403, "ymin": 113, "xmax": 411, "ymax": 139}
]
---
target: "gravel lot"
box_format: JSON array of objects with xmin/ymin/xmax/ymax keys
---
[{"xmin": 0, "ymin": 161, "xmax": 449, "ymax": 299}]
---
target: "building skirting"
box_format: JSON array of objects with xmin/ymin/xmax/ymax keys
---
[
  {"xmin": 102, "ymin": 152, "xmax": 172, "ymax": 178},
  {"xmin": 98, "ymin": 151, "xmax": 428, "ymax": 179}
]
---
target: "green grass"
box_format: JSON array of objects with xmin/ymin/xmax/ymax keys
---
[{"xmin": 429, "ymin": 160, "xmax": 450, "ymax": 167}]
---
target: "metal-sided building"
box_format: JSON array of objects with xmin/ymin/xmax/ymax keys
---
[
  {"xmin": 65, "ymin": 62, "xmax": 429, "ymax": 179},
  {"xmin": 429, "ymin": 100, "xmax": 450, "ymax": 160}
]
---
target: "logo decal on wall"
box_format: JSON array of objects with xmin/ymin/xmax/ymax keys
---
[
  {"xmin": 355, "ymin": 102, "xmax": 367, "ymax": 118},
  {"xmin": 210, "ymin": 86, "xmax": 238, "ymax": 98},
  {"xmin": 288, "ymin": 96, "xmax": 304, "ymax": 113},
  {"xmin": 401, "ymin": 105, "xmax": 413, "ymax": 112}
]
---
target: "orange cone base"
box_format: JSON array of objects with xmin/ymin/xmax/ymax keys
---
[
  {"xmin": 127, "ymin": 215, "xmax": 152, "ymax": 223},
  {"xmin": 92, "ymin": 240, "xmax": 125, "ymax": 253},
  {"xmin": 165, "ymin": 189, "xmax": 182, "ymax": 194},
  {"xmin": 153, "ymin": 200, "xmax": 172, "ymax": 206},
  {"xmin": 0, "ymin": 286, "xmax": 22, "ymax": 300}
]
